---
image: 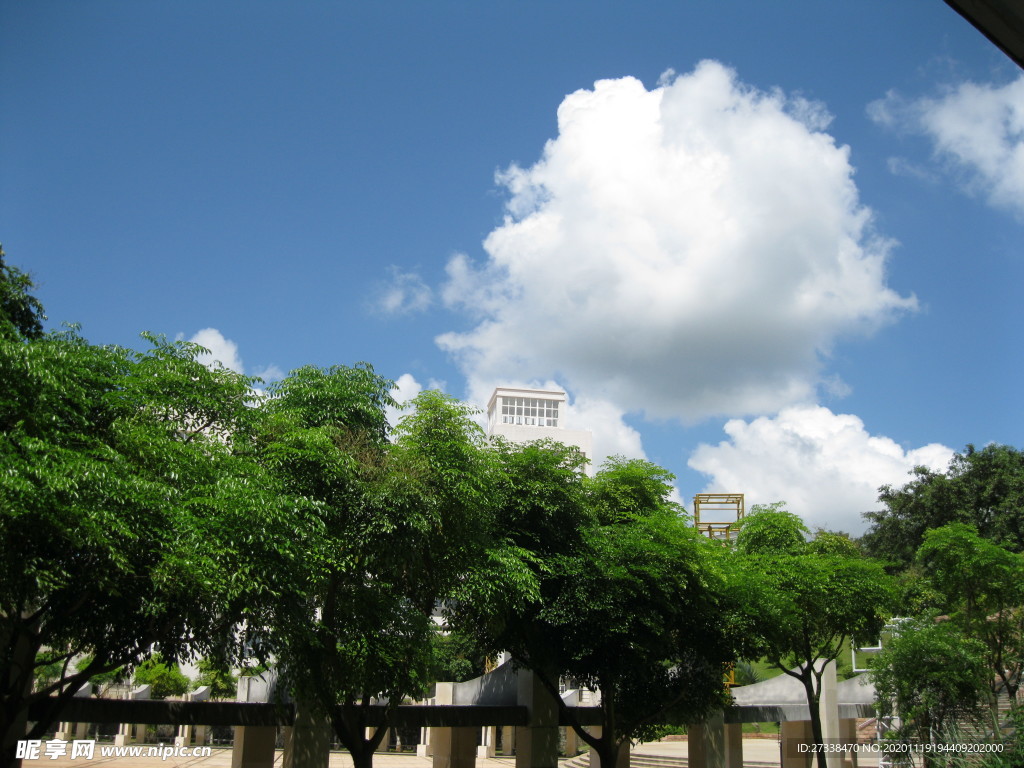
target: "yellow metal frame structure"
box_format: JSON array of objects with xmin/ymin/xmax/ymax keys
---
[{"xmin": 693, "ymin": 493, "xmax": 744, "ymax": 542}]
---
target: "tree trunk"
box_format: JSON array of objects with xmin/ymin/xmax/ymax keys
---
[
  {"xmin": 592, "ymin": 737, "xmax": 626, "ymax": 768},
  {"xmin": 2, "ymin": 628, "xmax": 38, "ymax": 768},
  {"xmin": 330, "ymin": 706, "xmax": 387, "ymax": 768},
  {"xmin": 348, "ymin": 743, "xmax": 375, "ymax": 768},
  {"xmin": 2, "ymin": 728, "xmax": 25, "ymax": 768},
  {"xmin": 570, "ymin": 693, "xmax": 625, "ymax": 768},
  {"xmin": 1, "ymin": 698, "xmax": 29, "ymax": 768},
  {"xmin": 800, "ymin": 673, "xmax": 827, "ymax": 768},
  {"xmin": 919, "ymin": 714, "xmax": 932, "ymax": 768}
]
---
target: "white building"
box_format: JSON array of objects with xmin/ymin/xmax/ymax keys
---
[{"xmin": 485, "ymin": 387, "xmax": 593, "ymax": 465}]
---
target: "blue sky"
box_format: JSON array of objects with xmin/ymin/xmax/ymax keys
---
[{"xmin": 3, "ymin": 1, "xmax": 1022, "ymax": 533}]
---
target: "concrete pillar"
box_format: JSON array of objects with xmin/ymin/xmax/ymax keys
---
[
  {"xmin": 819, "ymin": 661, "xmax": 841, "ymax": 768},
  {"xmin": 175, "ymin": 723, "xmax": 194, "ymax": 748},
  {"xmin": 781, "ymin": 720, "xmax": 813, "ymax": 768},
  {"xmin": 231, "ymin": 726, "xmax": 277, "ymax": 768},
  {"xmin": 55, "ymin": 686, "xmax": 94, "ymax": 742},
  {"xmin": 113, "ymin": 723, "xmax": 131, "ymax": 746},
  {"xmin": 503, "ymin": 724, "xmax": 515, "ymax": 755},
  {"xmin": 54, "ymin": 722, "xmax": 88, "ymax": 741},
  {"xmin": 724, "ymin": 722, "xmax": 743, "ymax": 768},
  {"xmin": 689, "ymin": 712, "xmax": 725, "ymax": 768},
  {"xmin": 839, "ymin": 719, "xmax": 858, "ymax": 768},
  {"xmin": 282, "ymin": 702, "xmax": 331, "ymax": 768},
  {"xmin": 417, "ymin": 723, "xmax": 433, "ymax": 759},
  {"xmin": 477, "ymin": 726, "xmax": 497, "ymax": 758},
  {"xmin": 232, "ymin": 673, "xmax": 278, "ymax": 768},
  {"xmin": 431, "ymin": 683, "xmax": 476, "ymax": 768},
  {"xmin": 432, "ymin": 727, "xmax": 477, "ymax": 768},
  {"xmin": 514, "ymin": 670, "xmax": 559, "ymax": 768},
  {"xmin": 114, "ymin": 685, "xmax": 151, "ymax": 746},
  {"xmin": 176, "ymin": 686, "xmax": 211, "ymax": 748},
  {"xmin": 563, "ymin": 726, "xmax": 579, "ymax": 757}
]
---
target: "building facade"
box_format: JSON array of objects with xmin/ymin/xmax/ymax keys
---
[{"xmin": 485, "ymin": 387, "xmax": 593, "ymax": 464}]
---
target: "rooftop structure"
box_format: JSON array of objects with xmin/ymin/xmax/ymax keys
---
[
  {"xmin": 486, "ymin": 387, "xmax": 593, "ymax": 465},
  {"xmin": 693, "ymin": 493, "xmax": 745, "ymax": 541}
]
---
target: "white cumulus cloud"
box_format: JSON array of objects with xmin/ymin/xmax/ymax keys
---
[
  {"xmin": 439, "ymin": 61, "xmax": 915, "ymax": 424},
  {"xmin": 251, "ymin": 364, "xmax": 285, "ymax": 383},
  {"xmin": 377, "ymin": 267, "xmax": 433, "ymax": 315},
  {"xmin": 188, "ymin": 328, "xmax": 245, "ymax": 373},
  {"xmin": 182, "ymin": 329, "xmax": 283, "ymax": 395},
  {"xmin": 869, "ymin": 76, "xmax": 1024, "ymax": 217},
  {"xmin": 688, "ymin": 405, "xmax": 954, "ymax": 534},
  {"xmin": 566, "ymin": 395, "xmax": 646, "ymax": 469},
  {"xmin": 386, "ymin": 373, "xmax": 426, "ymax": 429},
  {"xmin": 385, "ymin": 373, "xmax": 453, "ymax": 432}
]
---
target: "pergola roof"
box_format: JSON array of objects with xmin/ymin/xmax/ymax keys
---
[{"xmin": 945, "ymin": 0, "xmax": 1024, "ymax": 69}]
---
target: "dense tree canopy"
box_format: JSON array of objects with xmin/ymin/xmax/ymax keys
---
[
  {"xmin": 867, "ymin": 465, "xmax": 1024, "ymax": 757},
  {"xmin": 16, "ymin": 251, "xmax": 1024, "ymax": 768},
  {"xmin": 0, "ymin": 248, "xmax": 44, "ymax": 342},
  {"xmin": 453, "ymin": 452, "xmax": 743, "ymax": 768},
  {"xmin": 863, "ymin": 444, "xmax": 1024, "ymax": 569},
  {"xmin": 1, "ymin": 263, "xmax": 298, "ymax": 768},
  {"xmin": 447, "ymin": 438, "xmax": 589, "ymax": 649},
  {"xmin": 258, "ymin": 382, "xmax": 495, "ymax": 768},
  {"xmin": 736, "ymin": 507, "xmax": 893, "ymax": 768},
  {"xmin": 873, "ymin": 617, "xmax": 990, "ymax": 758},
  {"xmin": 915, "ymin": 523, "xmax": 1024, "ymax": 704}
]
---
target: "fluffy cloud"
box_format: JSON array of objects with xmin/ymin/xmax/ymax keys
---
[
  {"xmin": 188, "ymin": 328, "xmax": 244, "ymax": 373},
  {"xmin": 439, "ymin": 61, "xmax": 915, "ymax": 423},
  {"xmin": 184, "ymin": 329, "xmax": 283, "ymax": 390},
  {"xmin": 251, "ymin": 364, "xmax": 285, "ymax": 383},
  {"xmin": 688, "ymin": 405, "xmax": 954, "ymax": 534},
  {"xmin": 567, "ymin": 395, "xmax": 647, "ymax": 469},
  {"xmin": 377, "ymin": 267, "xmax": 433, "ymax": 315},
  {"xmin": 385, "ymin": 372, "xmax": 426, "ymax": 429},
  {"xmin": 870, "ymin": 77, "xmax": 1024, "ymax": 217}
]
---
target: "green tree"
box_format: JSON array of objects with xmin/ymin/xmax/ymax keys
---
[
  {"xmin": 31, "ymin": 656, "xmax": 64, "ymax": 693},
  {"xmin": 455, "ymin": 453, "xmax": 742, "ymax": 768},
  {"xmin": 446, "ymin": 438, "xmax": 588, "ymax": 648},
  {"xmin": 916, "ymin": 523, "xmax": 1024, "ymax": 706},
  {"xmin": 73, "ymin": 656, "xmax": 126, "ymax": 693},
  {"xmin": 259, "ymin": 383, "xmax": 494, "ymax": 768},
  {"xmin": 133, "ymin": 655, "xmax": 190, "ymax": 700},
  {"xmin": 736, "ymin": 503, "xmax": 808, "ymax": 556},
  {"xmin": 194, "ymin": 657, "xmax": 238, "ymax": 700},
  {"xmin": 863, "ymin": 445, "xmax": 1024, "ymax": 569},
  {"xmin": 873, "ymin": 617, "xmax": 990, "ymax": 761},
  {"xmin": 1, "ymin": 268, "xmax": 297, "ymax": 768},
  {"xmin": 429, "ymin": 630, "xmax": 488, "ymax": 684},
  {"xmin": 0, "ymin": 247, "xmax": 44, "ymax": 342},
  {"xmin": 736, "ymin": 507, "xmax": 894, "ymax": 768}
]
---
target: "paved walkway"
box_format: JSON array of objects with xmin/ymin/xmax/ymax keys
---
[
  {"xmin": 631, "ymin": 737, "xmax": 879, "ymax": 767},
  {"xmin": 34, "ymin": 747, "xmax": 509, "ymax": 768}
]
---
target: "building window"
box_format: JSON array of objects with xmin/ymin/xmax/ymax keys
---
[{"xmin": 500, "ymin": 396, "xmax": 558, "ymax": 427}]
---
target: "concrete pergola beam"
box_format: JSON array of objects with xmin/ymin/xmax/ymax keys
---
[{"xmin": 29, "ymin": 698, "xmax": 603, "ymax": 729}]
